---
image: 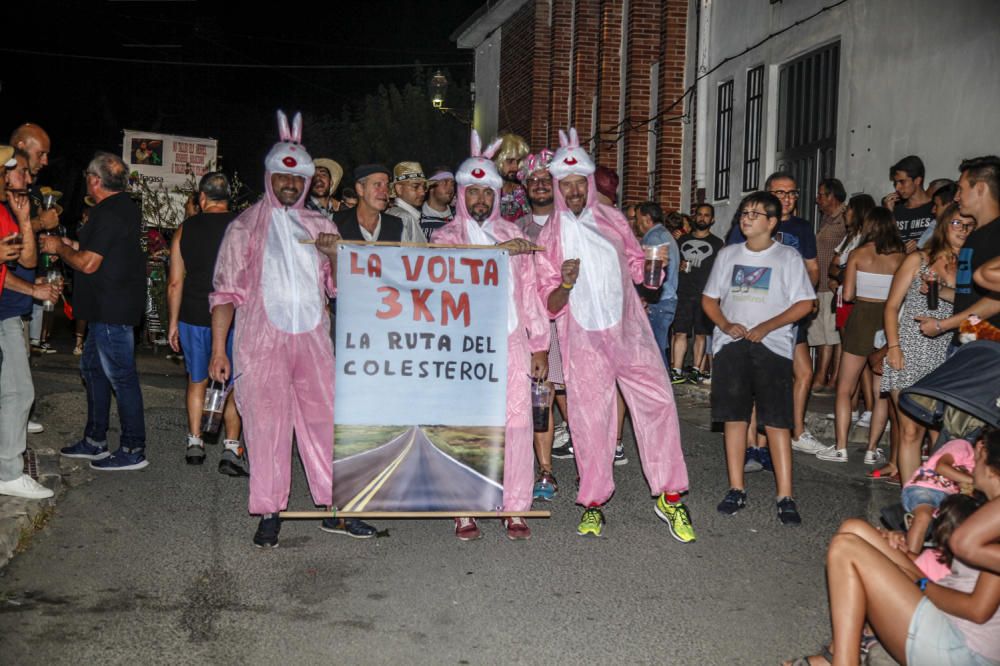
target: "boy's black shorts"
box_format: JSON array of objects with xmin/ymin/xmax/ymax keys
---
[
  {"xmin": 710, "ymin": 339, "xmax": 793, "ymax": 429},
  {"xmin": 673, "ymin": 295, "xmax": 714, "ymax": 337}
]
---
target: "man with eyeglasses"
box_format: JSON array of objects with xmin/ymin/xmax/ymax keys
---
[{"xmin": 726, "ymin": 172, "xmax": 821, "ymax": 454}]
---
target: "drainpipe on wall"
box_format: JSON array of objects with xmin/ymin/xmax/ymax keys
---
[{"xmin": 695, "ymin": 0, "xmax": 712, "ymax": 194}]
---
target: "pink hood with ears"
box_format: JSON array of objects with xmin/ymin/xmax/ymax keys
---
[
  {"xmin": 263, "ymin": 110, "xmax": 315, "ymax": 209},
  {"xmin": 455, "ymin": 129, "xmax": 504, "ymax": 225}
]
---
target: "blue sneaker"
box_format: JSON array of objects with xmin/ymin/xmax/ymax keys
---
[
  {"xmin": 743, "ymin": 447, "xmax": 763, "ymax": 473},
  {"xmin": 90, "ymin": 447, "xmax": 149, "ymax": 471},
  {"xmin": 533, "ymin": 470, "xmax": 558, "ymax": 501},
  {"xmin": 61, "ymin": 438, "xmax": 110, "ymax": 460},
  {"xmin": 757, "ymin": 446, "xmax": 774, "ymax": 472}
]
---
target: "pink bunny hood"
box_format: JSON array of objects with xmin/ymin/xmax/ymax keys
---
[
  {"xmin": 454, "ymin": 129, "xmax": 504, "ymax": 224},
  {"xmin": 263, "ymin": 110, "xmax": 315, "ymax": 209},
  {"xmin": 549, "ymin": 128, "xmax": 606, "ymax": 217}
]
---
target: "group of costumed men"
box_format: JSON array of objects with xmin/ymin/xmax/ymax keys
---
[{"xmin": 210, "ymin": 112, "xmax": 694, "ymax": 548}]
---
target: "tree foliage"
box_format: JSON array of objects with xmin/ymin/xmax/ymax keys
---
[{"xmin": 302, "ymin": 69, "xmax": 470, "ymax": 188}]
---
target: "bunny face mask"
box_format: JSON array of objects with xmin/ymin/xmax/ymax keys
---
[{"xmin": 263, "ymin": 110, "xmax": 315, "ymax": 210}]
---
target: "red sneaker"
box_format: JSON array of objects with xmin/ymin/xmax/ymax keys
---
[
  {"xmin": 503, "ymin": 516, "xmax": 531, "ymax": 541},
  {"xmin": 454, "ymin": 517, "xmax": 481, "ymax": 541}
]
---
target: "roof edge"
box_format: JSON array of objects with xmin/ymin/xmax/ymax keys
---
[{"xmin": 451, "ymin": 0, "xmax": 532, "ymax": 48}]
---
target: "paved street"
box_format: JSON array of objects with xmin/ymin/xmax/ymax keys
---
[{"xmin": 0, "ymin": 341, "xmax": 898, "ymax": 665}]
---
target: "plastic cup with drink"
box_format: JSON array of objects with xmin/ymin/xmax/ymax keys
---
[
  {"xmin": 531, "ymin": 379, "xmax": 553, "ymax": 433},
  {"xmin": 642, "ymin": 243, "xmax": 669, "ymax": 289}
]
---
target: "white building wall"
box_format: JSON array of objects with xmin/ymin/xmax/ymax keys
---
[
  {"xmin": 472, "ymin": 29, "xmax": 502, "ymax": 142},
  {"xmin": 702, "ymin": 0, "xmax": 1000, "ymax": 226}
]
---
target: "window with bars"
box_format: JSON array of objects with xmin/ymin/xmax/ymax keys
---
[
  {"xmin": 714, "ymin": 80, "xmax": 734, "ymax": 200},
  {"xmin": 742, "ymin": 65, "xmax": 765, "ymax": 192}
]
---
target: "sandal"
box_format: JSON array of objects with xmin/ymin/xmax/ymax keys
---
[
  {"xmin": 784, "ymin": 645, "xmax": 833, "ymax": 666},
  {"xmin": 866, "ymin": 467, "xmax": 900, "ymax": 485}
]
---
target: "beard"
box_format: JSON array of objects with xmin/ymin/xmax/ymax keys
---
[
  {"xmin": 528, "ymin": 194, "xmax": 553, "ymax": 208},
  {"xmin": 471, "ymin": 209, "xmax": 490, "ymax": 222},
  {"xmin": 502, "ymin": 171, "xmax": 520, "ymax": 184}
]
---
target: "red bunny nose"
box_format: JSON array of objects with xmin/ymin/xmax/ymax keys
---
[
  {"xmin": 471, "ymin": 168, "xmax": 485, "ymax": 179},
  {"xmin": 564, "ymin": 156, "xmax": 578, "ymax": 165},
  {"xmin": 282, "ymin": 156, "xmax": 298, "ymax": 168}
]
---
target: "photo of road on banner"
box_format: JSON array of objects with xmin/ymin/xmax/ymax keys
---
[{"xmin": 333, "ymin": 244, "xmax": 510, "ymax": 512}]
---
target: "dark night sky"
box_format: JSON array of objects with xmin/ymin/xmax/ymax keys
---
[{"xmin": 1, "ymin": 0, "xmax": 477, "ymax": 213}]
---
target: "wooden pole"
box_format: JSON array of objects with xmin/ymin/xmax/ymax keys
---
[
  {"xmin": 298, "ymin": 239, "xmax": 544, "ymax": 251},
  {"xmin": 279, "ymin": 510, "xmax": 551, "ymax": 519}
]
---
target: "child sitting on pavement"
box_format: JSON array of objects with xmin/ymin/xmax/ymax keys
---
[{"xmin": 902, "ymin": 437, "xmax": 977, "ymax": 554}]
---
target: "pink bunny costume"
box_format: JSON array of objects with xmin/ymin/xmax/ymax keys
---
[
  {"xmin": 535, "ymin": 128, "xmax": 689, "ymax": 507},
  {"xmin": 210, "ymin": 111, "xmax": 338, "ymax": 515},
  {"xmin": 433, "ymin": 131, "xmax": 550, "ymax": 513}
]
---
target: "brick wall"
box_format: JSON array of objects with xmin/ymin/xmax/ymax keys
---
[
  {"xmin": 492, "ymin": 0, "xmax": 691, "ymax": 210},
  {"xmin": 498, "ymin": 2, "xmax": 535, "ymax": 138}
]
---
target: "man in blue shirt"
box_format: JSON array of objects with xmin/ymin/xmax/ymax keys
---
[{"xmin": 635, "ymin": 201, "xmax": 680, "ymax": 368}]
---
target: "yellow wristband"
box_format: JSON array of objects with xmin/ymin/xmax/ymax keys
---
[{"xmin": 560, "ymin": 282, "xmax": 574, "ymax": 290}]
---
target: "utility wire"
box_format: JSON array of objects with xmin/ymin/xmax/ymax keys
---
[{"xmin": 0, "ymin": 47, "xmax": 470, "ymax": 70}]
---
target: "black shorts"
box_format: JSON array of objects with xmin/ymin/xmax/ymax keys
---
[
  {"xmin": 711, "ymin": 339, "xmax": 794, "ymax": 429},
  {"xmin": 673, "ymin": 295, "xmax": 714, "ymax": 337},
  {"xmin": 795, "ymin": 315, "xmax": 810, "ymax": 346}
]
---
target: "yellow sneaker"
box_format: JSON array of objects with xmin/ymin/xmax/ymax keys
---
[
  {"xmin": 576, "ymin": 507, "xmax": 605, "ymax": 537},
  {"xmin": 655, "ymin": 494, "xmax": 696, "ymax": 543}
]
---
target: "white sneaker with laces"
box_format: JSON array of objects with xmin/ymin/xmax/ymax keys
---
[
  {"xmin": 863, "ymin": 448, "xmax": 885, "ymax": 465},
  {"xmin": 0, "ymin": 474, "xmax": 54, "ymax": 499},
  {"xmin": 856, "ymin": 411, "xmax": 873, "ymax": 428},
  {"xmin": 816, "ymin": 445, "xmax": 849, "ymax": 462},
  {"xmin": 791, "ymin": 430, "xmax": 826, "ymax": 454},
  {"xmin": 27, "ymin": 421, "xmax": 44, "ymax": 434},
  {"xmin": 553, "ymin": 423, "xmax": 569, "ymax": 447}
]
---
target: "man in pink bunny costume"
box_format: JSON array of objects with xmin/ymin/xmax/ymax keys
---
[
  {"xmin": 208, "ymin": 111, "xmax": 374, "ymax": 547},
  {"xmin": 434, "ymin": 131, "xmax": 550, "ymax": 541},
  {"xmin": 535, "ymin": 128, "xmax": 696, "ymax": 542}
]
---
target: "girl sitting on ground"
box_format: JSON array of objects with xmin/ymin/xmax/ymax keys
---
[
  {"xmin": 784, "ymin": 427, "xmax": 1000, "ymax": 666},
  {"xmin": 901, "ymin": 436, "xmax": 977, "ymax": 554}
]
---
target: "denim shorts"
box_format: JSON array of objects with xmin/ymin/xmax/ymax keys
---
[
  {"xmin": 178, "ymin": 322, "xmax": 233, "ymax": 384},
  {"xmin": 901, "ymin": 485, "xmax": 949, "ymax": 513},
  {"xmin": 906, "ymin": 597, "xmax": 993, "ymax": 665}
]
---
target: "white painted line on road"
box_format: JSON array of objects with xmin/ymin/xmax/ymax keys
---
[
  {"xmin": 342, "ymin": 430, "xmax": 416, "ymax": 512},
  {"xmin": 422, "ymin": 429, "xmax": 504, "ymax": 491}
]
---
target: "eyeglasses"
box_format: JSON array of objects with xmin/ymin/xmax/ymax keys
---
[
  {"xmin": 526, "ymin": 177, "xmax": 552, "ymax": 187},
  {"xmin": 739, "ymin": 209, "xmax": 770, "ymax": 221},
  {"xmin": 769, "ymin": 189, "xmax": 799, "ymax": 198},
  {"xmin": 949, "ymin": 219, "xmax": 976, "ymax": 232}
]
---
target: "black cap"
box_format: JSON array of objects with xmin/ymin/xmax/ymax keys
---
[{"xmin": 354, "ymin": 163, "xmax": 390, "ymax": 181}]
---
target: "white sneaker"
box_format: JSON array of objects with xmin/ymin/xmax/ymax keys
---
[
  {"xmin": 0, "ymin": 474, "xmax": 54, "ymax": 499},
  {"xmin": 816, "ymin": 445, "xmax": 848, "ymax": 462},
  {"xmin": 856, "ymin": 411, "xmax": 873, "ymax": 428},
  {"xmin": 27, "ymin": 421, "xmax": 44, "ymax": 434},
  {"xmin": 792, "ymin": 430, "xmax": 826, "ymax": 454},
  {"xmin": 864, "ymin": 448, "xmax": 885, "ymax": 465},
  {"xmin": 553, "ymin": 423, "xmax": 569, "ymax": 447}
]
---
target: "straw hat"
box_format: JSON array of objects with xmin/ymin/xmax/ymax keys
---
[
  {"xmin": 313, "ymin": 158, "xmax": 344, "ymax": 192},
  {"xmin": 390, "ymin": 161, "xmax": 426, "ymax": 196},
  {"xmin": 0, "ymin": 145, "xmax": 14, "ymax": 168}
]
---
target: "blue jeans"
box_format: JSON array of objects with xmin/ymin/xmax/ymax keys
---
[
  {"xmin": 648, "ymin": 298, "xmax": 677, "ymax": 369},
  {"xmin": 80, "ymin": 323, "xmax": 146, "ymax": 449}
]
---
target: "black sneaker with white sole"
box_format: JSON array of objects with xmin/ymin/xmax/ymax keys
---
[
  {"xmin": 777, "ymin": 497, "xmax": 802, "ymax": 525},
  {"xmin": 551, "ymin": 440, "xmax": 574, "ymax": 459},
  {"xmin": 716, "ymin": 488, "xmax": 747, "ymax": 515},
  {"xmin": 253, "ymin": 514, "xmax": 281, "ymax": 548}
]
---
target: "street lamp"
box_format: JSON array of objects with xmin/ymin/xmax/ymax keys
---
[{"xmin": 430, "ymin": 70, "xmax": 448, "ymax": 109}]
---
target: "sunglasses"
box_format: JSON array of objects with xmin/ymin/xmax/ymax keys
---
[{"xmin": 949, "ymin": 219, "xmax": 976, "ymax": 232}]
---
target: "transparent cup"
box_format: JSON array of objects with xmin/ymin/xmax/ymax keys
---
[
  {"xmin": 43, "ymin": 269, "xmax": 63, "ymax": 312},
  {"xmin": 642, "ymin": 244, "xmax": 668, "ymax": 289},
  {"xmin": 201, "ymin": 380, "xmax": 226, "ymax": 435},
  {"xmin": 531, "ymin": 380, "xmax": 553, "ymax": 433},
  {"xmin": 41, "ymin": 193, "xmax": 57, "ymax": 210}
]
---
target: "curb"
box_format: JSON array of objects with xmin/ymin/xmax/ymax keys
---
[{"xmin": 0, "ymin": 446, "xmax": 63, "ymax": 571}]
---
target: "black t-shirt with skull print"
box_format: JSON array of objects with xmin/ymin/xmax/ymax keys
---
[{"xmin": 677, "ymin": 232, "xmax": 725, "ymax": 300}]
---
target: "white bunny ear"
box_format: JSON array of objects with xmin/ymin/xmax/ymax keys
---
[
  {"xmin": 277, "ymin": 110, "xmax": 291, "ymax": 142},
  {"xmin": 470, "ymin": 130, "xmax": 482, "ymax": 157},
  {"xmin": 569, "ymin": 127, "xmax": 579, "ymax": 147},
  {"xmin": 291, "ymin": 112, "xmax": 303, "ymax": 143},
  {"xmin": 558, "ymin": 129, "xmax": 569, "ymax": 148},
  {"xmin": 482, "ymin": 137, "xmax": 503, "ymax": 160}
]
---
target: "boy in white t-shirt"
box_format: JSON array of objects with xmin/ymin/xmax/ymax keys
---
[{"xmin": 702, "ymin": 192, "xmax": 816, "ymax": 525}]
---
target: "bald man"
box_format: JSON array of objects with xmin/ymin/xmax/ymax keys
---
[{"xmin": 10, "ymin": 124, "xmax": 57, "ymax": 234}]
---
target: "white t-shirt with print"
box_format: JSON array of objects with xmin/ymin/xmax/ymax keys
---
[{"xmin": 703, "ymin": 241, "xmax": 816, "ymax": 359}]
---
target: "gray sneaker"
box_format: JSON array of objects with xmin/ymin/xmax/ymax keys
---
[
  {"xmin": 185, "ymin": 435, "xmax": 205, "ymax": 465},
  {"xmin": 219, "ymin": 445, "xmax": 249, "ymax": 477}
]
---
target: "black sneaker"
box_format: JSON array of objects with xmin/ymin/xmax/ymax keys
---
[
  {"xmin": 669, "ymin": 368, "xmax": 688, "ymax": 385},
  {"xmin": 319, "ymin": 518, "xmax": 376, "ymax": 539},
  {"xmin": 253, "ymin": 514, "xmax": 281, "ymax": 548},
  {"xmin": 716, "ymin": 488, "xmax": 747, "ymax": 515},
  {"xmin": 777, "ymin": 497, "xmax": 802, "ymax": 526},
  {"xmin": 551, "ymin": 440, "xmax": 575, "ymax": 459}
]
